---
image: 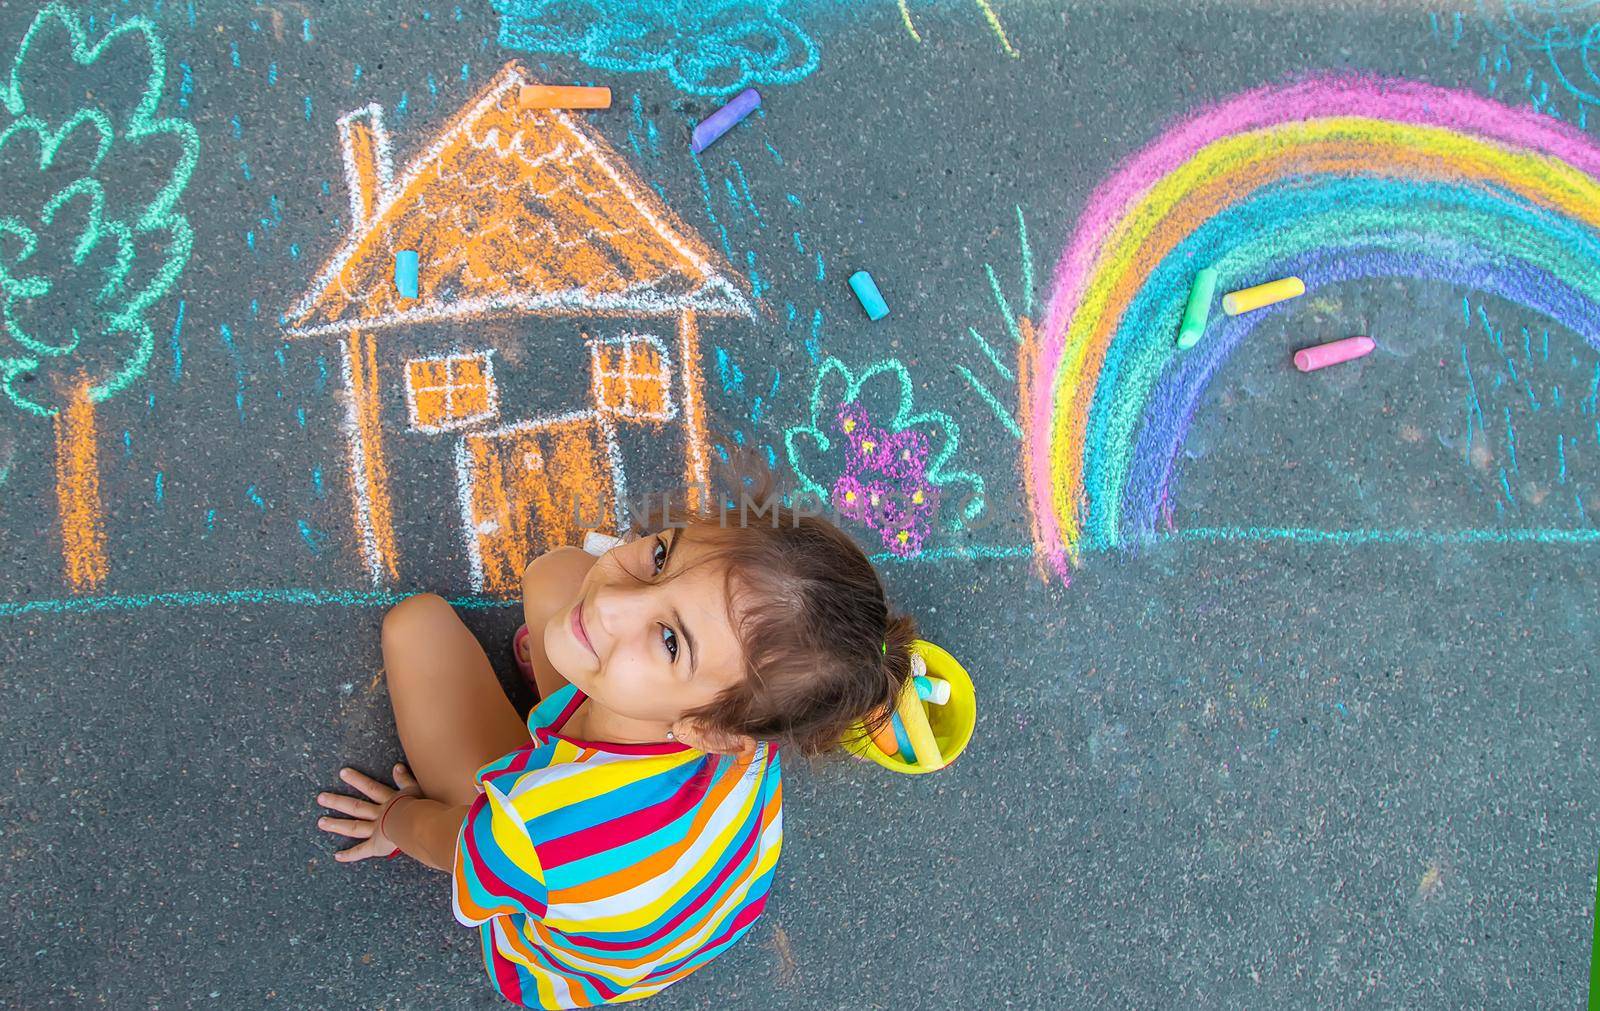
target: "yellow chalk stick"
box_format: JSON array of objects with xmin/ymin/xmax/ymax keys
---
[
  {"xmin": 894, "ymin": 684, "xmax": 944, "ymax": 770},
  {"xmin": 1222, "ymin": 276, "xmax": 1305, "ymax": 316},
  {"xmin": 519, "ymin": 85, "xmax": 612, "ymax": 110}
]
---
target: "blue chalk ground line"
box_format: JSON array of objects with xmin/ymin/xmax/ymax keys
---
[
  {"xmin": 1168, "ymin": 526, "xmax": 1600, "ymax": 547},
  {"xmin": 0, "ymin": 588, "xmax": 514, "ymax": 618},
  {"xmin": 2, "ymin": 527, "xmax": 1598, "ymax": 618}
]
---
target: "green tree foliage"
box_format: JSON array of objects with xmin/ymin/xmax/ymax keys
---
[{"xmin": 0, "ymin": 3, "xmax": 197, "ymax": 418}]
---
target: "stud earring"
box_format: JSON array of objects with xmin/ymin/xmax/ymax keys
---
[{"xmin": 665, "ymin": 730, "xmax": 675, "ymax": 741}]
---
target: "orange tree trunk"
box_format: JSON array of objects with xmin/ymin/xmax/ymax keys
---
[{"xmin": 53, "ymin": 385, "xmax": 109, "ymax": 593}]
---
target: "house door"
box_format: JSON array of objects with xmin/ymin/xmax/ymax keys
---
[{"xmin": 459, "ymin": 414, "xmax": 617, "ymax": 594}]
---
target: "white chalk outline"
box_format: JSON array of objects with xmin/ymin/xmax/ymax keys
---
[
  {"xmin": 335, "ymin": 103, "xmax": 394, "ymax": 233},
  {"xmin": 337, "ymin": 335, "xmax": 384, "ymax": 586},
  {"xmin": 678, "ymin": 311, "xmax": 709, "ymax": 493},
  {"xmin": 284, "ymin": 64, "xmax": 752, "ymax": 338},
  {"xmin": 587, "ymin": 332, "xmax": 675, "ymax": 422},
  {"xmin": 284, "ymin": 285, "xmax": 747, "ymax": 339},
  {"xmin": 291, "ymin": 64, "xmax": 750, "ymax": 590},
  {"xmin": 596, "ymin": 412, "xmax": 628, "ymax": 534},
  {"xmin": 453, "ymin": 408, "xmax": 625, "ymax": 593},
  {"xmin": 453, "ymin": 436, "xmax": 485, "ymax": 592},
  {"xmin": 403, "ymin": 349, "xmax": 500, "ymax": 433}
]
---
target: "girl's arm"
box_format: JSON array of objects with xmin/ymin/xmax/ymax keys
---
[
  {"xmin": 382, "ymin": 796, "xmax": 470, "ymax": 872},
  {"xmin": 362, "ymin": 545, "xmax": 604, "ymax": 870}
]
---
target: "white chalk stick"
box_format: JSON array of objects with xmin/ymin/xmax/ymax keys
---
[{"xmin": 583, "ymin": 532, "xmax": 625, "ymax": 556}]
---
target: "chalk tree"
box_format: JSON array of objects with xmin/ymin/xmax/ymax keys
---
[{"xmin": 0, "ymin": 4, "xmax": 197, "ymax": 590}]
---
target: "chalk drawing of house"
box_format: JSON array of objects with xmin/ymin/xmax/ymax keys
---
[{"xmin": 284, "ymin": 62, "xmax": 751, "ymax": 594}]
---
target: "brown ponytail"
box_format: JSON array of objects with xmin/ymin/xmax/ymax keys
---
[
  {"xmin": 642, "ymin": 454, "xmax": 924, "ymax": 759},
  {"xmin": 860, "ymin": 613, "xmax": 920, "ymax": 748}
]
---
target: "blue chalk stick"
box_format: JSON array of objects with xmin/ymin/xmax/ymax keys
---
[
  {"xmin": 912, "ymin": 675, "xmax": 951, "ymax": 705},
  {"xmin": 691, "ymin": 88, "xmax": 760, "ymax": 154},
  {"xmin": 890, "ymin": 712, "xmax": 915, "ymax": 762},
  {"xmin": 849, "ymin": 270, "xmax": 888, "ymax": 320},
  {"xmin": 394, "ymin": 250, "xmax": 419, "ymax": 299}
]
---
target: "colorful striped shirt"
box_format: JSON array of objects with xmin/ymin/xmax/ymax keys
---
[{"xmin": 452, "ymin": 683, "xmax": 784, "ymax": 1008}]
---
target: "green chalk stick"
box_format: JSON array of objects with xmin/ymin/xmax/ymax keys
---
[
  {"xmin": 1590, "ymin": 845, "xmax": 1600, "ymax": 1010},
  {"xmin": 1177, "ymin": 267, "xmax": 1219, "ymax": 350}
]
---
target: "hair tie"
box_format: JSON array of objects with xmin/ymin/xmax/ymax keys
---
[{"xmin": 880, "ymin": 641, "xmax": 887, "ymax": 655}]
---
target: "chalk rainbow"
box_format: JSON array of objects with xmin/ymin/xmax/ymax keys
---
[{"xmin": 1025, "ymin": 74, "xmax": 1600, "ymax": 578}]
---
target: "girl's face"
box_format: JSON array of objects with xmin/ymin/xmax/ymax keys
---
[{"xmin": 541, "ymin": 528, "xmax": 747, "ymax": 727}]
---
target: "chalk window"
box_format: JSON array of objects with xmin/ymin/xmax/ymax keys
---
[
  {"xmin": 589, "ymin": 333, "xmax": 675, "ymax": 422},
  {"xmin": 405, "ymin": 351, "xmax": 499, "ymax": 432}
]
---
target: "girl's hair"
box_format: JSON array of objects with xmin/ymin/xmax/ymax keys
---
[{"xmin": 636, "ymin": 457, "xmax": 917, "ymax": 759}]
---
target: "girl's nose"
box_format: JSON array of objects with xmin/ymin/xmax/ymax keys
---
[{"xmin": 589, "ymin": 577, "xmax": 651, "ymax": 641}]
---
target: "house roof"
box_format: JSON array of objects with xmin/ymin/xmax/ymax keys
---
[{"xmin": 283, "ymin": 63, "xmax": 750, "ymax": 338}]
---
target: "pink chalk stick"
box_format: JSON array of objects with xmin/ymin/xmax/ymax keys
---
[{"xmin": 1294, "ymin": 336, "xmax": 1375, "ymax": 373}]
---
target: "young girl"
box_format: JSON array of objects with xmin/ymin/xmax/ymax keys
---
[{"xmin": 314, "ymin": 495, "xmax": 917, "ymax": 1008}]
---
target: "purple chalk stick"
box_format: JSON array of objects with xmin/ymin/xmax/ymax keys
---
[{"xmin": 691, "ymin": 88, "xmax": 761, "ymax": 154}]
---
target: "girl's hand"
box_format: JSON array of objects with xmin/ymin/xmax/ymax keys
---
[{"xmin": 316, "ymin": 763, "xmax": 421, "ymax": 863}]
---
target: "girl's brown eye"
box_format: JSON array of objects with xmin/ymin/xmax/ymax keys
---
[
  {"xmin": 659, "ymin": 624, "xmax": 679, "ymax": 661},
  {"xmin": 652, "ymin": 537, "xmax": 667, "ymax": 574}
]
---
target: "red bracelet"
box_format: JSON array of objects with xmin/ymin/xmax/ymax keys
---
[{"xmin": 378, "ymin": 795, "xmax": 413, "ymax": 859}]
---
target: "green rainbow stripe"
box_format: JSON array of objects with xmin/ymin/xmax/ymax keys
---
[{"xmin": 1025, "ymin": 75, "xmax": 1600, "ymax": 579}]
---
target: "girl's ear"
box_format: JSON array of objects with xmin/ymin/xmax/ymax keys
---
[{"xmin": 671, "ymin": 719, "xmax": 756, "ymax": 757}]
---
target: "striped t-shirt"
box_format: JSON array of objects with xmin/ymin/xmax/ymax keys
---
[{"xmin": 452, "ymin": 683, "xmax": 784, "ymax": 1008}]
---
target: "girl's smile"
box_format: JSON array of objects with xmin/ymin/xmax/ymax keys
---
[
  {"xmin": 569, "ymin": 599, "xmax": 596, "ymax": 657},
  {"xmin": 540, "ymin": 530, "xmax": 749, "ymax": 744}
]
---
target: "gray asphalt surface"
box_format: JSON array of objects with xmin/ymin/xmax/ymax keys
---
[{"xmin": 2, "ymin": 1, "xmax": 1598, "ymax": 1007}]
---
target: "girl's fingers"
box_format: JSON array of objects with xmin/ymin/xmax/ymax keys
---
[
  {"xmin": 338, "ymin": 767, "xmax": 393, "ymax": 801},
  {"xmin": 334, "ymin": 839, "xmax": 376, "ymax": 863},
  {"xmin": 317, "ymin": 816, "xmax": 374, "ymax": 840},
  {"xmin": 392, "ymin": 763, "xmax": 418, "ymax": 790},
  {"xmin": 316, "ymin": 793, "xmax": 379, "ymax": 819}
]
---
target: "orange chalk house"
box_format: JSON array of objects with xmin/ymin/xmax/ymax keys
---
[{"xmin": 283, "ymin": 63, "xmax": 751, "ymax": 594}]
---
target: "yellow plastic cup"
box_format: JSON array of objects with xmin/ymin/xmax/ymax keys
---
[{"xmin": 841, "ymin": 640, "xmax": 976, "ymax": 774}]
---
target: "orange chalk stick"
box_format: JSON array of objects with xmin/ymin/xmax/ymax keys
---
[
  {"xmin": 519, "ymin": 85, "xmax": 611, "ymax": 110},
  {"xmin": 866, "ymin": 707, "xmax": 903, "ymax": 759}
]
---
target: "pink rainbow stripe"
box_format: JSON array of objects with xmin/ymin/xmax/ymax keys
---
[{"xmin": 1029, "ymin": 73, "xmax": 1600, "ymax": 575}]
